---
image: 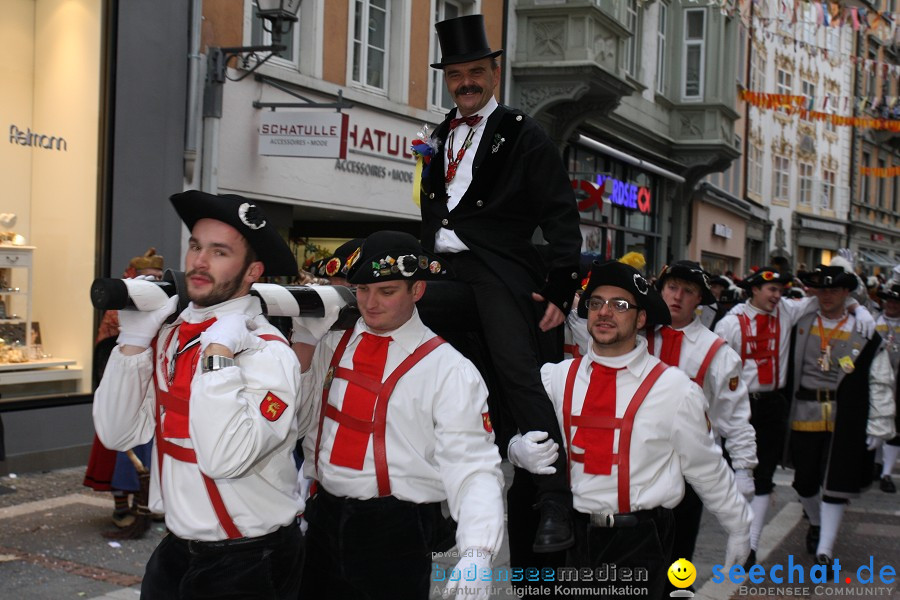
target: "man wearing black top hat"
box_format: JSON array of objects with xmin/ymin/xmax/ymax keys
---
[
  {"xmin": 514, "ymin": 260, "xmax": 751, "ymax": 598},
  {"xmin": 292, "ymin": 231, "xmax": 505, "ymax": 600},
  {"xmin": 420, "ymin": 13, "xmax": 582, "ymax": 558},
  {"xmin": 786, "ymin": 265, "xmax": 895, "ymax": 565},
  {"xmin": 93, "ymin": 190, "xmax": 307, "ymax": 599}
]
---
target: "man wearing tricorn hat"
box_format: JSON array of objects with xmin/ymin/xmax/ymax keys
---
[
  {"xmin": 874, "ymin": 278, "xmax": 900, "ymax": 492},
  {"xmin": 93, "ymin": 190, "xmax": 307, "ymax": 598},
  {"xmin": 420, "ymin": 13, "xmax": 583, "ymax": 559},
  {"xmin": 787, "ymin": 265, "xmax": 895, "ymax": 566},
  {"xmin": 713, "ymin": 267, "xmax": 874, "ymax": 565},
  {"xmin": 511, "ymin": 260, "xmax": 751, "ymax": 597},
  {"xmin": 649, "ymin": 261, "xmax": 757, "ymax": 568},
  {"xmin": 291, "ymin": 231, "xmax": 504, "ymax": 600}
]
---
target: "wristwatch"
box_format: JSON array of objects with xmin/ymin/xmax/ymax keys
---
[{"xmin": 202, "ymin": 355, "xmax": 235, "ymax": 373}]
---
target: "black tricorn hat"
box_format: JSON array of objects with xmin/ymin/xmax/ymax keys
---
[
  {"xmin": 170, "ymin": 190, "xmax": 298, "ymax": 277},
  {"xmin": 578, "ymin": 260, "xmax": 671, "ymax": 326},
  {"xmin": 739, "ymin": 268, "xmax": 792, "ymax": 289},
  {"xmin": 346, "ymin": 231, "xmax": 452, "ymax": 284},
  {"xmin": 877, "ymin": 281, "xmax": 900, "ymax": 301},
  {"xmin": 320, "ymin": 238, "xmax": 365, "ymax": 279},
  {"xmin": 800, "ymin": 265, "xmax": 857, "ymax": 290},
  {"xmin": 657, "ymin": 260, "xmax": 716, "ymax": 306},
  {"xmin": 431, "ymin": 15, "xmax": 503, "ymax": 69}
]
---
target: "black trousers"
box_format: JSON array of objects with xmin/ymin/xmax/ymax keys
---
[
  {"xmin": 749, "ymin": 391, "xmax": 789, "ymax": 495},
  {"xmin": 568, "ymin": 508, "xmax": 675, "ymax": 600},
  {"xmin": 436, "ymin": 251, "xmax": 570, "ymax": 502},
  {"xmin": 300, "ymin": 488, "xmax": 445, "ymax": 600},
  {"xmin": 140, "ymin": 524, "xmax": 303, "ymax": 600},
  {"xmin": 789, "ymin": 430, "xmax": 845, "ymax": 504}
]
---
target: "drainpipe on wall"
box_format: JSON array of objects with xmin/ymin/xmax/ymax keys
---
[{"xmin": 184, "ymin": 0, "xmax": 203, "ymax": 183}]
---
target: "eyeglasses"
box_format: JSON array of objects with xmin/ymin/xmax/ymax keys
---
[{"xmin": 585, "ymin": 297, "xmax": 638, "ymax": 313}]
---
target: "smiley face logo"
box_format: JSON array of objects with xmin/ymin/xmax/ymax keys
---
[{"xmin": 667, "ymin": 558, "xmax": 696, "ymax": 589}]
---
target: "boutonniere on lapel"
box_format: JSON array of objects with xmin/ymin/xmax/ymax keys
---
[
  {"xmin": 491, "ymin": 133, "xmax": 505, "ymax": 154},
  {"xmin": 410, "ymin": 124, "xmax": 439, "ymax": 177}
]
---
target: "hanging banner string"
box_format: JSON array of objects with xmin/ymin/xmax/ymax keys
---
[{"xmin": 740, "ymin": 90, "xmax": 900, "ymax": 132}]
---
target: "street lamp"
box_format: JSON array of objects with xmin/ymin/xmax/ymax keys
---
[{"xmin": 204, "ymin": 0, "xmax": 302, "ymax": 116}]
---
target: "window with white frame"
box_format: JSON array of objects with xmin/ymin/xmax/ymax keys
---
[
  {"xmin": 624, "ymin": 0, "xmax": 640, "ymax": 77},
  {"xmin": 431, "ymin": 0, "xmax": 463, "ymax": 111},
  {"xmin": 352, "ymin": 0, "xmax": 389, "ymax": 91},
  {"xmin": 682, "ymin": 9, "xmax": 706, "ymax": 100},
  {"xmin": 824, "ymin": 95, "xmax": 836, "ymax": 133},
  {"xmin": 749, "ymin": 47, "xmax": 764, "ymax": 91},
  {"xmin": 776, "ymin": 67, "xmax": 792, "ymax": 96},
  {"xmin": 878, "ymin": 158, "xmax": 887, "ymax": 208},
  {"xmin": 826, "ymin": 27, "xmax": 839, "ymax": 56},
  {"xmin": 773, "ymin": 155, "xmax": 790, "ymax": 202},
  {"xmin": 862, "ymin": 151, "xmax": 871, "ymax": 204},
  {"xmin": 821, "ymin": 168, "xmax": 836, "ymax": 210},
  {"xmin": 656, "ymin": 3, "xmax": 668, "ymax": 94},
  {"xmin": 867, "ymin": 48, "xmax": 878, "ymax": 97},
  {"xmin": 800, "ymin": 79, "xmax": 815, "ymax": 121},
  {"xmin": 798, "ymin": 162, "xmax": 814, "ymax": 205},
  {"xmin": 748, "ymin": 144, "xmax": 763, "ymax": 196},
  {"xmin": 250, "ymin": 0, "xmax": 298, "ymax": 65},
  {"xmin": 736, "ymin": 24, "xmax": 746, "ymax": 87}
]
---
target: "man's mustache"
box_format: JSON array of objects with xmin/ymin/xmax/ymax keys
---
[
  {"xmin": 455, "ymin": 85, "xmax": 483, "ymax": 96},
  {"xmin": 186, "ymin": 269, "xmax": 214, "ymax": 283}
]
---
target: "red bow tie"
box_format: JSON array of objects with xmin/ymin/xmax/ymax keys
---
[{"xmin": 448, "ymin": 115, "xmax": 483, "ymax": 131}]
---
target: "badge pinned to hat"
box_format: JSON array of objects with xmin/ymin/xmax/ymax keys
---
[
  {"xmin": 170, "ymin": 190, "xmax": 298, "ymax": 277},
  {"xmin": 577, "ymin": 259, "xmax": 671, "ymax": 325},
  {"xmin": 656, "ymin": 260, "xmax": 717, "ymax": 306},
  {"xmin": 346, "ymin": 231, "xmax": 452, "ymax": 285}
]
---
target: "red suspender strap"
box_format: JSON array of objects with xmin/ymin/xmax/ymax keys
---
[
  {"xmin": 562, "ymin": 358, "xmax": 583, "ymax": 483},
  {"xmin": 616, "ymin": 362, "xmax": 668, "ymax": 514},
  {"xmin": 201, "ymin": 476, "xmax": 243, "ymax": 538},
  {"xmin": 692, "ymin": 337, "xmax": 726, "ymax": 386},
  {"xmin": 372, "ymin": 336, "xmax": 445, "ymax": 496},
  {"xmin": 258, "ymin": 333, "xmax": 289, "ymax": 345},
  {"xmin": 314, "ymin": 329, "xmax": 354, "ymax": 479},
  {"xmin": 563, "ymin": 344, "xmax": 582, "ymax": 359},
  {"xmin": 313, "ymin": 331, "xmax": 446, "ymax": 497}
]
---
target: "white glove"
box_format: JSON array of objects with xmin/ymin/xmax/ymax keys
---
[
  {"xmin": 199, "ymin": 313, "xmax": 263, "ymax": 353},
  {"xmin": 853, "ymin": 304, "xmax": 875, "ymax": 338},
  {"xmin": 443, "ymin": 548, "xmax": 492, "ymax": 600},
  {"xmin": 724, "ymin": 530, "xmax": 751, "ymax": 571},
  {"xmin": 294, "ymin": 471, "xmax": 312, "ymax": 535},
  {"xmin": 837, "ymin": 248, "xmax": 854, "ymax": 263},
  {"xmin": 867, "ymin": 436, "xmax": 884, "ymax": 451},
  {"xmin": 734, "ymin": 469, "xmax": 755, "ymax": 502},
  {"xmin": 290, "ymin": 286, "xmax": 348, "ymax": 345},
  {"xmin": 117, "ymin": 294, "xmax": 179, "ymax": 348},
  {"xmin": 508, "ymin": 431, "xmax": 559, "ymax": 475}
]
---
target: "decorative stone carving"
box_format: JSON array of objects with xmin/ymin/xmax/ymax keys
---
[
  {"xmin": 518, "ymin": 83, "xmax": 588, "ymax": 116},
  {"xmin": 771, "ymin": 133, "xmax": 793, "ymax": 158},
  {"xmin": 799, "ymin": 64, "xmax": 820, "ymax": 84},
  {"xmin": 774, "ymin": 51, "xmax": 795, "ymax": 71},
  {"xmin": 532, "ymin": 20, "xmax": 566, "ymax": 59},
  {"xmin": 775, "ymin": 218, "xmax": 786, "ymax": 250},
  {"xmin": 680, "ymin": 114, "xmax": 703, "ymax": 137},
  {"xmin": 797, "ymin": 134, "xmax": 817, "ymax": 161},
  {"xmin": 594, "ymin": 35, "xmax": 617, "ymax": 64}
]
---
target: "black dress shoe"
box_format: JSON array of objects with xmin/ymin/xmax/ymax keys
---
[
  {"xmin": 880, "ymin": 475, "xmax": 897, "ymax": 494},
  {"xmin": 816, "ymin": 553, "xmax": 833, "ymax": 567},
  {"xmin": 806, "ymin": 525, "xmax": 820, "ymax": 555},
  {"xmin": 743, "ymin": 549, "xmax": 757, "ymax": 570},
  {"xmin": 532, "ymin": 500, "xmax": 574, "ymax": 553}
]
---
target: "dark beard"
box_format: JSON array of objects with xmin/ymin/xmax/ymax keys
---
[{"xmin": 187, "ymin": 266, "xmax": 248, "ymax": 308}]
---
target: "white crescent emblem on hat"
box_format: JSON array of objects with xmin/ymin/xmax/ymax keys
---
[
  {"xmin": 238, "ymin": 203, "xmax": 266, "ymax": 230},
  {"xmin": 633, "ymin": 273, "xmax": 649, "ymax": 295}
]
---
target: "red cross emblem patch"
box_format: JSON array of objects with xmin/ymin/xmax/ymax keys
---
[
  {"xmin": 482, "ymin": 412, "xmax": 493, "ymax": 433},
  {"xmin": 260, "ymin": 392, "xmax": 287, "ymax": 422}
]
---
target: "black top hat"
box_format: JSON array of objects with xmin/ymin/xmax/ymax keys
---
[
  {"xmin": 170, "ymin": 190, "xmax": 298, "ymax": 277},
  {"xmin": 346, "ymin": 231, "xmax": 452, "ymax": 285},
  {"xmin": 800, "ymin": 265, "xmax": 857, "ymax": 290},
  {"xmin": 319, "ymin": 238, "xmax": 365, "ymax": 279},
  {"xmin": 877, "ymin": 281, "xmax": 900, "ymax": 301},
  {"xmin": 431, "ymin": 15, "xmax": 503, "ymax": 69},
  {"xmin": 739, "ymin": 268, "xmax": 792, "ymax": 289},
  {"xmin": 578, "ymin": 260, "xmax": 671, "ymax": 326},
  {"xmin": 657, "ymin": 260, "xmax": 716, "ymax": 306}
]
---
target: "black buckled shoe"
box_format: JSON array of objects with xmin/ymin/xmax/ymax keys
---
[
  {"xmin": 880, "ymin": 475, "xmax": 896, "ymax": 494},
  {"xmin": 743, "ymin": 549, "xmax": 757, "ymax": 570},
  {"xmin": 806, "ymin": 525, "xmax": 820, "ymax": 555},
  {"xmin": 816, "ymin": 553, "xmax": 833, "ymax": 567},
  {"xmin": 532, "ymin": 500, "xmax": 574, "ymax": 553}
]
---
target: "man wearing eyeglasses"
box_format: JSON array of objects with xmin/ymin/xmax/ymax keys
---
[
  {"xmin": 713, "ymin": 267, "xmax": 875, "ymax": 565},
  {"xmin": 649, "ymin": 261, "xmax": 757, "ymax": 572},
  {"xmin": 508, "ymin": 260, "xmax": 751, "ymax": 597}
]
